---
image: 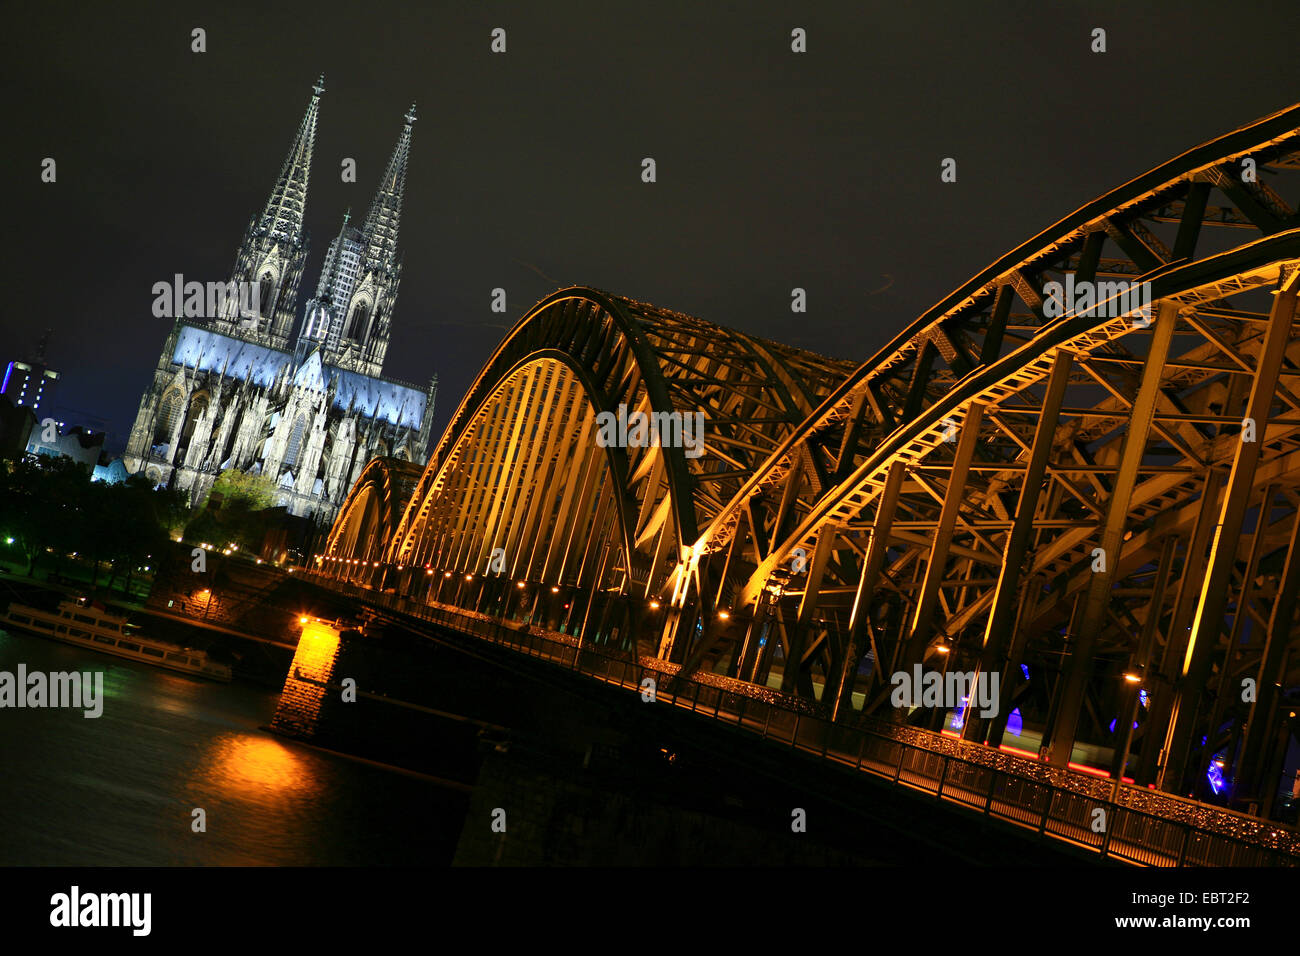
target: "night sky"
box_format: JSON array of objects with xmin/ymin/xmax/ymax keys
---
[{"xmin": 7, "ymin": 0, "xmax": 1297, "ymax": 453}]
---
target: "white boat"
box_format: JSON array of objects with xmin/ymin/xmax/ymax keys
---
[{"xmin": 0, "ymin": 597, "xmax": 232, "ymax": 682}]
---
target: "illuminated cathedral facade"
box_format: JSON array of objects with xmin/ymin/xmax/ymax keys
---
[{"xmin": 123, "ymin": 76, "xmax": 437, "ymax": 524}]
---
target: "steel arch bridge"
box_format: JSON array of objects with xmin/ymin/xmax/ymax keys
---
[
  {"xmin": 321, "ymin": 102, "xmax": 1300, "ymax": 812},
  {"xmin": 326, "ymin": 456, "xmax": 424, "ymax": 568},
  {"xmin": 322, "ymin": 286, "xmax": 854, "ymax": 634}
]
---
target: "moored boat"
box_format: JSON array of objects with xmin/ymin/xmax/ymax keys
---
[{"xmin": 0, "ymin": 597, "xmax": 232, "ymax": 682}]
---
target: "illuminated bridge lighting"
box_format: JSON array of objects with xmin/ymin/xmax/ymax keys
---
[{"xmin": 315, "ymin": 105, "xmax": 1300, "ymax": 813}]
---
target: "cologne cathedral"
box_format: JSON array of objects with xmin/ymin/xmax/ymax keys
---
[{"xmin": 123, "ymin": 76, "xmax": 437, "ymax": 524}]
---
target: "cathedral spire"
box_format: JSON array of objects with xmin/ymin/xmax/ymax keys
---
[
  {"xmin": 258, "ymin": 75, "xmax": 325, "ymax": 243},
  {"xmin": 361, "ymin": 104, "xmax": 415, "ymax": 269}
]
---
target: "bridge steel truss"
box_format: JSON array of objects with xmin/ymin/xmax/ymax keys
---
[
  {"xmin": 322, "ymin": 285, "xmax": 854, "ymax": 656},
  {"xmin": 325, "ymin": 456, "xmax": 424, "ymax": 575},
  {"xmin": 322, "ymin": 103, "xmax": 1300, "ymax": 812}
]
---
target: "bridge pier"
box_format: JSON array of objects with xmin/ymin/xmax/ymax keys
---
[{"xmin": 270, "ymin": 618, "xmax": 350, "ymax": 741}]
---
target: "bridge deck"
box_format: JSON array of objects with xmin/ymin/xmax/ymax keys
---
[{"xmin": 305, "ymin": 571, "xmax": 1298, "ymax": 868}]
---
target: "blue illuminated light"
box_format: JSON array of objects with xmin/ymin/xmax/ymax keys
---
[{"xmin": 950, "ymin": 697, "xmax": 967, "ymax": 730}]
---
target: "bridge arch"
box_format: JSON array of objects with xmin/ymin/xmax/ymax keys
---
[
  {"xmin": 368, "ymin": 287, "xmax": 852, "ymax": 651},
  {"xmin": 664, "ymin": 103, "xmax": 1300, "ymax": 802},
  {"xmin": 317, "ymin": 105, "xmax": 1300, "ymax": 808},
  {"xmin": 320, "ymin": 456, "xmax": 423, "ymax": 581}
]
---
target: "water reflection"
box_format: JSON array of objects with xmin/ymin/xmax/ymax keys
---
[
  {"xmin": 201, "ymin": 734, "xmax": 323, "ymax": 801},
  {"xmin": 0, "ymin": 627, "xmax": 467, "ymax": 865}
]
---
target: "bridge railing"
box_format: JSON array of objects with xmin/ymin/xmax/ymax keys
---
[{"xmin": 304, "ymin": 570, "xmax": 1299, "ymax": 867}]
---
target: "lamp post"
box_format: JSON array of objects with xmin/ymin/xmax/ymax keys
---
[{"xmin": 1111, "ymin": 670, "xmax": 1145, "ymax": 803}]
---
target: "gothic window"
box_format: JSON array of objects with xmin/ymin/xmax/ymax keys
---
[
  {"xmin": 155, "ymin": 389, "xmax": 183, "ymax": 443},
  {"xmin": 180, "ymin": 395, "xmax": 209, "ymax": 446},
  {"xmin": 259, "ymin": 272, "xmax": 276, "ymax": 319},
  {"xmin": 347, "ymin": 302, "xmax": 369, "ymax": 340},
  {"xmin": 283, "ymin": 414, "xmax": 308, "ymax": 470},
  {"xmin": 274, "ymin": 274, "xmax": 293, "ymax": 319}
]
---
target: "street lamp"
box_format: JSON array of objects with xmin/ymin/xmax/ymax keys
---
[{"xmin": 1112, "ymin": 670, "xmax": 1145, "ymax": 802}]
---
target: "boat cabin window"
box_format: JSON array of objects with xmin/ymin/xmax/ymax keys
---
[
  {"xmin": 141, "ymin": 646, "xmax": 164, "ymax": 657},
  {"xmin": 119, "ymin": 642, "xmax": 140, "ymax": 652},
  {"xmin": 93, "ymin": 636, "xmax": 116, "ymax": 645},
  {"xmin": 73, "ymin": 614, "xmax": 98, "ymax": 625},
  {"xmin": 10, "ymin": 614, "xmax": 30, "ymax": 624}
]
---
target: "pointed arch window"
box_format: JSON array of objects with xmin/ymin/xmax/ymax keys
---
[
  {"xmin": 283, "ymin": 413, "xmax": 308, "ymax": 470},
  {"xmin": 347, "ymin": 302, "xmax": 369, "ymax": 340},
  {"xmin": 259, "ymin": 272, "xmax": 277, "ymax": 319},
  {"xmin": 155, "ymin": 389, "xmax": 184, "ymax": 443}
]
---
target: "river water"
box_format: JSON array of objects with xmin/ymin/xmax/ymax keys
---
[{"xmin": 0, "ymin": 627, "xmax": 468, "ymax": 866}]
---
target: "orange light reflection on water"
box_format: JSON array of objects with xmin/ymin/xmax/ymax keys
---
[{"xmin": 199, "ymin": 733, "xmax": 325, "ymax": 802}]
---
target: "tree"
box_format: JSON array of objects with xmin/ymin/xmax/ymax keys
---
[
  {"xmin": 0, "ymin": 455, "xmax": 93, "ymax": 575},
  {"xmin": 185, "ymin": 469, "xmax": 280, "ymax": 553},
  {"xmin": 0, "ymin": 457, "xmax": 190, "ymax": 590},
  {"xmin": 202, "ymin": 469, "xmax": 278, "ymax": 512}
]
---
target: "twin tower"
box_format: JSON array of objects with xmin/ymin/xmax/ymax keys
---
[
  {"xmin": 124, "ymin": 76, "xmax": 437, "ymax": 523},
  {"xmin": 219, "ymin": 74, "xmax": 413, "ymax": 378}
]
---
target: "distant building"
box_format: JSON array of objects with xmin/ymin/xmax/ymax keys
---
[
  {"xmin": 93, "ymin": 458, "xmax": 130, "ymax": 485},
  {"xmin": 2, "ymin": 330, "xmax": 60, "ymax": 415},
  {"xmin": 122, "ymin": 76, "xmax": 437, "ymax": 525},
  {"xmin": 0, "ymin": 395, "xmax": 36, "ymax": 460},
  {"xmin": 26, "ymin": 423, "xmax": 104, "ymax": 471}
]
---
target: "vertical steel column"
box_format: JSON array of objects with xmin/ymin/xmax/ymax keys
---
[
  {"xmin": 985, "ymin": 585, "xmax": 1035, "ymax": 747},
  {"xmin": 781, "ymin": 522, "xmax": 839, "ymax": 697},
  {"xmin": 1162, "ymin": 272, "xmax": 1297, "ymax": 791},
  {"xmin": 1111, "ymin": 535, "xmax": 1177, "ymax": 796},
  {"xmin": 901, "ymin": 402, "xmax": 986, "ymax": 668},
  {"xmin": 1236, "ymin": 503, "xmax": 1300, "ymax": 806},
  {"xmin": 967, "ymin": 350, "xmax": 1073, "ymax": 744},
  {"xmin": 831, "ymin": 460, "xmax": 907, "ymax": 721},
  {"xmin": 1046, "ymin": 301, "xmax": 1176, "ymax": 766},
  {"xmin": 1136, "ymin": 470, "xmax": 1226, "ymax": 785},
  {"xmin": 736, "ymin": 589, "xmax": 770, "ymax": 682},
  {"xmin": 1195, "ymin": 486, "xmax": 1273, "ymax": 786}
]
